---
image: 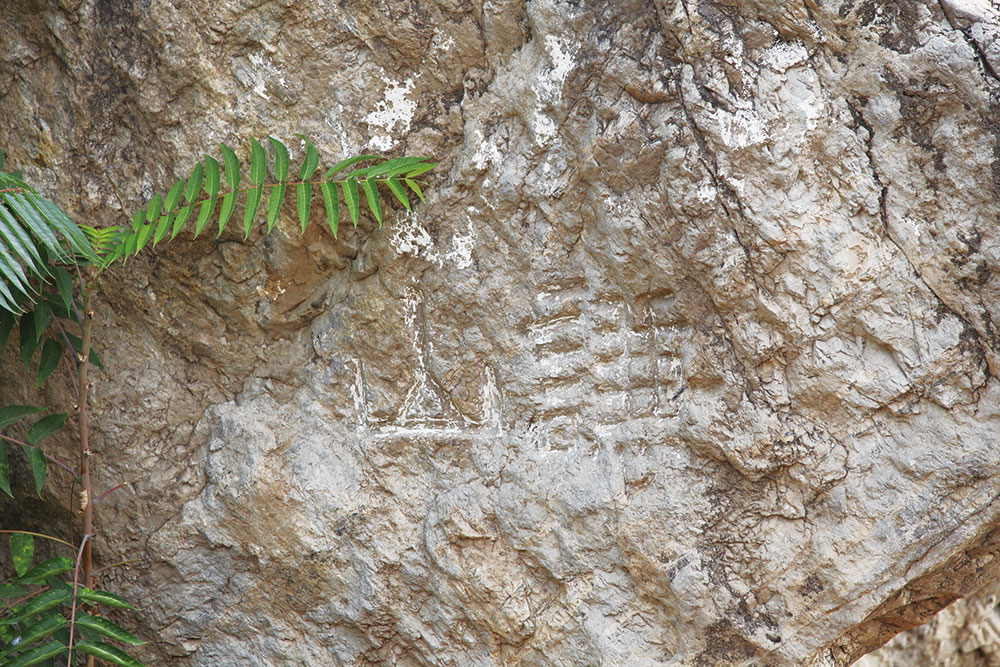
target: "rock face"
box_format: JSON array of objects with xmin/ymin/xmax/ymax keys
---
[
  {"xmin": 2, "ymin": 0, "xmax": 1000, "ymax": 664},
  {"xmin": 858, "ymin": 578, "xmax": 1000, "ymax": 667}
]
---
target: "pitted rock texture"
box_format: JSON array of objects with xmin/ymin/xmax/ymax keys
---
[
  {"xmin": 858, "ymin": 578, "xmax": 1000, "ymax": 666},
  {"xmin": 2, "ymin": 0, "xmax": 1000, "ymax": 665}
]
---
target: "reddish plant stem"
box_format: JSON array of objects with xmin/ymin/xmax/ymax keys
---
[
  {"xmin": 0, "ymin": 433, "xmax": 77, "ymax": 476},
  {"xmin": 93, "ymin": 480, "xmax": 131, "ymax": 504},
  {"xmin": 1, "ymin": 585, "xmax": 51, "ymax": 613},
  {"xmin": 53, "ymin": 318, "xmax": 79, "ymax": 396},
  {"xmin": 77, "ymin": 278, "xmax": 94, "ymax": 592},
  {"xmin": 66, "ymin": 533, "xmax": 90, "ymax": 667},
  {"xmin": 0, "ymin": 529, "xmax": 74, "ymax": 548},
  {"xmin": 93, "ymin": 557, "xmax": 140, "ymax": 576},
  {"xmin": 77, "ymin": 275, "xmax": 97, "ymax": 667}
]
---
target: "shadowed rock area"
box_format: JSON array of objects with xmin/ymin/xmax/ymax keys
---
[{"xmin": 2, "ymin": 0, "xmax": 1000, "ymax": 664}]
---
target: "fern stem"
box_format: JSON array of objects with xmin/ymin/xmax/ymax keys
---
[
  {"xmin": 77, "ymin": 276, "xmax": 94, "ymax": 593},
  {"xmin": 53, "ymin": 318, "xmax": 80, "ymax": 397},
  {"xmin": 0, "ymin": 434, "xmax": 77, "ymax": 476},
  {"xmin": 93, "ymin": 558, "xmax": 141, "ymax": 575},
  {"xmin": 66, "ymin": 533, "xmax": 91, "ymax": 667},
  {"xmin": 150, "ymin": 176, "xmax": 429, "ymax": 221},
  {"xmin": 0, "ymin": 529, "xmax": 74, "ymax": 548},
  {"xmin": 93, "ymin": 480, "xmax": 131, "ymax": 504},
  {"xmin": 1, "ymin": 585, "xmax": 52, "ymax": 613}
]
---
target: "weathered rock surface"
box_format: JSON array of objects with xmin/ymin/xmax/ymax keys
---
[
  {"xmin": 2, "ymin": 0, "xmax": 1000, "ymax": 664},
  {"xmin": 859, "ymin": 578, "xmax": 1000, "ymax": 666}
]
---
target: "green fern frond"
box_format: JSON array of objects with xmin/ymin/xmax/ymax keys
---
[
  {"xmin": 0, "ymin": 168, "xmax": 100, "ymax": 314},
  {"xmin": 0, "ymin": 137, "xmax": 437, "ymax": 316},
  {"xmin": 100, "ymin": 136, "xmax": 436, "ymax": 264}
]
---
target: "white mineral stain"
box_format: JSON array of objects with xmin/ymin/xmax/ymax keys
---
[
  {"xmin": 761, "ymin": 41, "xmax": 809, "ymax": 73},
  {"xmin": 433, "ymin": 30, "xmax": 456, "ymax": 52},
  {"xmin": 533, "ymin": 110, "xmax": 558, "ymax": 145},
  {"xmin": 247, "ymin": 51, "xmax": 286, "ymax": 100},
  {"xmin": 471, "ymin": 128, "xmax": 502, "ymax": 170},
  {"xmin": 529, "ymin": 35, "xmax": 577, "ymax": 145},
  {"xmin": 720, "ymin": 108, "xmax": 767, "ymax": 149},
  {"xmin": 544, "ymin": 35, "xmax": 575, "ymax": 96},
  {"xmin": 447, "ymin": 218, "xmax": 476, "ymax": 270},
  {"xmin": 388, "ymin": 211, "xmax": 443, "ymax": 265},
  {"xmin": 365, "ymin": 77, "xmax": 418, "ymax": 150}
]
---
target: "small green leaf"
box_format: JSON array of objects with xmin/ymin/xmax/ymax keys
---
[
  {"xmin": 382, "ymin": 158, "xmax": 436, "ymax": 179},
  {"xmin": 349, "ymin": 156, "xmax": 425, "ymax": 180},
  {"xmin": 250, "ymin": 137, "xmax": 266, "ymax": 186},
  {"xmin": 268, "ymin": 137, "xmax": 289, "ymax": 181},
  {"xmin": 105, "ymin": 239, "xmax": 126, "ymax": 266},
  {"xmin": 122, "ymin": 230, "xmax": 138, "ymax": 260},
  {"xmin": 0, "ymin": 193, "xmax": 66, "ymax": 259},
  {"xmin": 218, "ymin": 192, "xmax": 237, "ymax": 236},
  {"xmin": 65, "ymin": 333, "xmax": 104, "ymax": 370},
  {"xmin": 164, "ymin": 179, "xmax": 184, "ymax": 213},
  {"xmin": 4, "ymin": 193, "xmax": 66, "ymax": 261},
  {"xmin": 204, "ymin": 155, "xmax": 221, "ymax": 199},
  {"xmin": 362, "ymin": 178, "xmax": 382, "ymax": 227},
  {"xmin": 0, "ymin": 206, "xmax": 45, "ymax": 279},
  {"xmin": 10, "ymin": 533, "xmax": 33, "ymax": 577},
  {"xmin": 184, "ymin": 161, "xmax": 204, "ymax": 204},
  {"xmin": 220, "ymin": 144, "xmax": 240, "ymax": 190},
  {"xmin": 32, "ymin": 302, "xmax": 51, "ymax": 344},
  {"xmin": 0, "ymin": 148, "xmax": 4, "ymax": 171},
  {"xmin": 130, "ymin": 209, "xmax": 144, "ymax": 233},
  {"xmin": 36, "ymin": 339, "xmax": 62, "ymax": 387},
  {"xmin": 26, "ymin": 414, "xmax": 66, "ymax": 445},
  {"xmin": 321, "ymin": 181, "xmax": 339, "ymax": 238},
  {"xmin": 266, "ymin": 183, "xmax": 286, "ymax": 232},
  {"xmin": 0, "ymin": 405, "xmax": 41, "ymax": 428},
  {"xmin": 0, "ymin": 244, "xmax": 32, "ymax": 306},
  {"xmin": 19, "ymin": 312, "xmax": 41, "ymax": 365},
  {"xmin": 243, "ymin": 185, "xmax": 263, "ymax": 238},
  {"xmin": 386, "ymin": 178, "xmax": 411, "ymax": 212},
  {"xmin": 16, "ymin": 556, "xmax": 73, "ymax": 585},
  {"xmin": 296, "ymin": 135, "xmax": 319, "ymax": 180},
  {"xmin": 135, "ymin": 223, "xmax": 154, "ymax": 254},
  {"xmin": 0, "ymin": 201, "xmax": 46, "ymax": 272},
  {"xmin": 74, "ymin": 640, "xmax": 148, "ymax": 667},
  {"xmin": 405, "ymin": 162, "xmax": 437, "ymax": 178},
  {"xmin": 324, "ymin": 154, "xmax": 380, "ymax": 178},
  {"xmin": 0, "ymin": 615, "xmax": 66, "ymax": 658},
  {"xmin": 342, "ymin": 179, "xmax": 359, "ymax": 226},
  {"xmin": 26, "ymin": 192, "xmax": 97, "ymax": 263},
  {"xmin": 296, "ymin": 182, "xmax": 311, "ymax": 233},
  {"xmin": 145, "ymin": 193, "xmax": 162, "ymax": 224},
  {"xmin": 152, "ymin": 213, "xmax": 172, "ymax": 246},
  {"xmin": 75, "ymin": 614, "xmax": 146, "ymax": 645},
  {"xmin": 1, "ymin": 589, "xmax": 71, "ymax": 626},
  {"xmin": 2, "ymin": 641, "xmax": 66, "ymax": 667},
  {"xmin": 0, "ymin": 444, "xmax": 10, "ymax": 498},
  {"xmin": 0, "ymin": 310, "xmax": 14, "ymax": 348},
  {"xmin": 194, "ymin": 197, "xmax": 217, "ymax": 238},
  {"xmin": 0, "ymin": 281, "xmax": 19, "ymax": 318},
  {"xmin": 171, "ymin": 205, "xmax": 192, "ymax": 239},
  {"xmin": 76, "ymin": 588, "xmax": 136, "ymax": 610},
  {"xmin": 52, "ymin": 268, "xmax": 73, "ymax": 317},
  {"xmin": 21, "ymin": 445, "xmax": 46, "ymax": 496}
]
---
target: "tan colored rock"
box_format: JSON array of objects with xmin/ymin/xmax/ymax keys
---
[
  {"xmin": 2, "ymin": 0, "xmax": 1000, "ymax": 664},
  {"xmin": 858, "ymin": 578, "xmax": 1000, "ymax": 667}
]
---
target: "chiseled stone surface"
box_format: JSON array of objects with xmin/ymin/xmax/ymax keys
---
[{"xmin": 2, "ymin": 0, "xmax": 1000, "ymax": 664}]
